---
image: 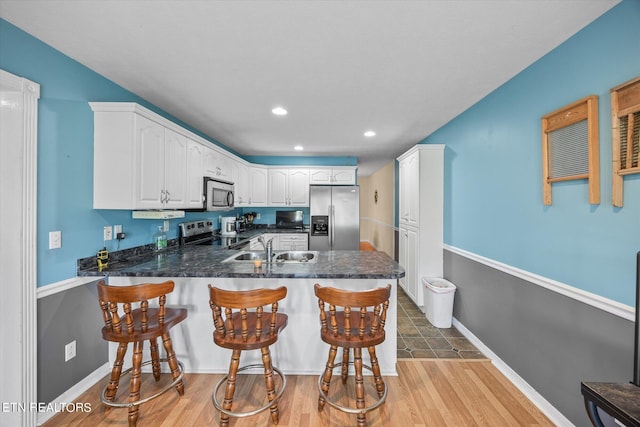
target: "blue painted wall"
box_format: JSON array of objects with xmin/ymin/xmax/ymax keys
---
[
  {"xmin": 420, "ymin": 1, "xmax": 639, "ymax": 306},
  {"xmin": 0, "ymin": 18, "xmax": 352, "ymax": 286}
]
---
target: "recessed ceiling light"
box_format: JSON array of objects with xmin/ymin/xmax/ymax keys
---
[
  {"xmin": 294, "ymin": 145, "xmax": 304, "ymax": 151},
  {"xmin": 364, "ymin": 130, "xmax": 376, "ymax": 137},
  {"xmin": 272, "ymin": 107, "xmax": 288, "ymax": 116}
]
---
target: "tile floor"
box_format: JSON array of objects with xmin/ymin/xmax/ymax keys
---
[{"xmin": 396, "ymin": 287, "xmax": 486, "ymax": 359}]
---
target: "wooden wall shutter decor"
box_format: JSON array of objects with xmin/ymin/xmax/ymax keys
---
[
  {"xmin": 611, "ymin": 76, "xmax": 640, "ymax": 207},
  {"xmin": 541, "ymin": 95, "xmax": 600, "ymax": 206}
]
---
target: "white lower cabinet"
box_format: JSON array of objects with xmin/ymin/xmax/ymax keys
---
[
  {"xmin": 278, "ymin": 233, "xmax": 308, "ymax": 251},
  {"xmin": 398, "ymin": 226, "xmax": 418, "ymax": 303}
]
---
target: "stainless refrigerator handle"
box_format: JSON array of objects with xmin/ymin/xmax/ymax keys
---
[{"xmin": 330, "ymin": 204, "xmax": 335, "ymax": 247}]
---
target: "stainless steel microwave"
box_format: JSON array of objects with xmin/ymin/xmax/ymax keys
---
[{"xmin": 204, "ymin": 177, "xmax": 234, "ymax": 211}]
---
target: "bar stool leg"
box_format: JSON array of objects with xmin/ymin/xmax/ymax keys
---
[
  {"xmin": 104, "ymin": 342, "xmax": 128, "ymax": 405},
  {"xmin": 318, "ymin": 345, "xmax": 338, "ymax": 411},
  {"xmin": 368, "ymin": 346, "xmax": 385, "ymax": 398},
  {"xmin": 341, "ymin": 348, "xmax": 350, "ymax": 384},
  {"xmin": 261, "ymin": 346, "xmax": 280, "ymax": 424},
  {"xmin": 221, "ymin": 349, "xmax": 241, "ymax": 427},
  {"xmin": 162, "ymin": 333, "xmax": 184, "ymax": 395},
  {"xmin": 353, "ymin": 347, "xmax": 366, "ymax": 427},
  {"xmin": 149, "ymin": 338, "xmax": 161, "ymax": 381},
  {"xmin": 128, "ymin": 340, "xmax": 143, "ymax": 427}
]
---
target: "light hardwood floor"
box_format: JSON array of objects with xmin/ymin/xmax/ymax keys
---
[{"xmin": 43, "ymin": 359, "xmax": 553, "ymax": 426}]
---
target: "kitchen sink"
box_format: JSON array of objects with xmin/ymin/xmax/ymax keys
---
[
  {"xmin": 223, "ymin": 251, "xmax": 318, "ymax": 263},
  {"xmin": 273, "ymin": 251, "xmax": 318, "ymax": 263}
]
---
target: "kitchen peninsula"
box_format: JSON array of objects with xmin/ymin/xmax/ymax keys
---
[{"xmin": 78, "ymin": 246, "xmax": 403, "ymax": 376}]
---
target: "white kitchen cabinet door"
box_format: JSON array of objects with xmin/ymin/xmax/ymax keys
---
[
  {"xmin": 268, "ymin": 168, "xmax": 309, "ymax": 206},
  {"xmin": 309, "ymin": 168, "xmax": 332, "ymax": 184},
  {"xmin": 398, "ymin": 226, "xmax": 418, "ymax": 303},
  {"xmin": 136, "ymin": 117, "xmax": 188, "ymax": 209},
  {"xmin": 186, "ymin": 139, "xmax": 205, "ymax": 208},
  {"xmin": 249, "ymin": 167, "xmax": 268, "ymax": 206},
  {"xmin": 163, "ymin": 128, "xmax": 188, "ymax": 208},
  {"xmin": 233, "ymin": 161, "xmax": 250, "ymax": 206},
  {"xmin": 268, "ymin": 169, "xmax": 289, "ymax": 206},
  {"xmin": 331, "ymin": 168, "xmax": 356, "ymax": 185},
  {"xmin": 309, "ymin": 167, "xmax": 356, "ymax": 185},
  {"xmin": 398, "ymin": 151, "xmax": 419, "ymax": 227},
  {"xmin": 135, "ymin": 115, "xmax": 165, "ymax": 208},
  {"xmin": 288, "ymin": 169, "xmax": 309, "ymax": 205},
  {"xmin": 204, "ymin": 147, "xmax": 231, "ymax": 181}
]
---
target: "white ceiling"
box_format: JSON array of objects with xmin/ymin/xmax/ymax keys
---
[{"xmin": 0, "ymin": 0, "xmax": 619, "ymax": 175}]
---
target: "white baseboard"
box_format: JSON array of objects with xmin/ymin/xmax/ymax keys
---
[
  {"xmin": 37, "ymin": 363, "xmax": 110, "ymax": 426},
  {"xmin": 452, "ymin": 317, "xmax": 574, "ymax": 427}
]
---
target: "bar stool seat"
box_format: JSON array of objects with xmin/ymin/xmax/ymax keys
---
[
  {"xmin": 97, "ymin": 280, "xmax": 186, "ymax": 427},
  {"xmin": 314, "ymin": 283, "xmax": 392, "ymax": 427},
  {"xmin": 208, "ymin": 285, "xmax": 288, "ymax": 427}
]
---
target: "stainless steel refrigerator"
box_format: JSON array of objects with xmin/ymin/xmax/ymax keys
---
[{"xmin": 309, "ymin": 186, "xmax": 360, "ymax": 250}]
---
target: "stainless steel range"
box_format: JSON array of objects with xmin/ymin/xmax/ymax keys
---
[{"xmin": 179, "ymin": 219, "xmax": 250, "ymax": 249}]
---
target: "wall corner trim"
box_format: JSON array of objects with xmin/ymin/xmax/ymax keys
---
[{"xmin": 444, "ymin": 245, "xmax": 634, "ymax": 321}]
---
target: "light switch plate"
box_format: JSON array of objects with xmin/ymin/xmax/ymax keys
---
[{"xmin": 49, "ymin": 231, "xmax": 61, "ymax": 249}]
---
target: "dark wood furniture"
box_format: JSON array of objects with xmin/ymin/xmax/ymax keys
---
[
  {"xmin": 97, "ymin": 280, "xmax": 187, "ymax": 426},
  {"xmin": 208, "ymin": 285, "xmax": 288, "ymax": 427},
  {"xmin": 581, "ymin": 382, "xmax": 640, "ymax": 427},
  {"xmin": 314, "ymin": 283, "xmax": 392, "ymax": 427}
]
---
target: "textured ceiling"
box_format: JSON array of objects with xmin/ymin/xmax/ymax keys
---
[{"xmin": 0, "ymin": 0, "xmax": 619, "ymax": 175}]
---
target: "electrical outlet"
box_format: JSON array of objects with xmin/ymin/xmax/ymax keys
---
[
  {"xmin": 163, "ymin": 220, "xmax": 169, "ymax": 232},
  {"xmin": 256, "ymin": 213, "xmax": 261, "ymax": 219},
  {"xmin": 65, "ymin": 340, "xmax": 76, "ymax": 362},
  {"xmin": 103, "ymin": 226, "xmax": 113, "ymax": 241},
  {"xmin": 49, "ymin": 230, "xmax": 62, "ymax": 249},
  {"xmin": 114, "ymin": 224, "xmax": 122, "ymax": 235}
]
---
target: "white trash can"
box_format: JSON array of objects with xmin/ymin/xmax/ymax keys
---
[{"xmin": 423, "ymin": 277, "xmax": 456, "ymax": 328}]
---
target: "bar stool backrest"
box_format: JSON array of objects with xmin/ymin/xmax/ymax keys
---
[
  {"xmin": 208, "ymin": 286, "xmax": 288, "ymax": 349},
  {"xmin": 97, "ymin": 280, "xmax": 179, "ymax": 342},
  {"xmin": 314, "ymin": 283, "xmax": 391, "ymax": 348}
]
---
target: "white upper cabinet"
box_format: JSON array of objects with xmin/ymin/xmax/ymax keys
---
[
  {"xmin": 204, "ymin": 147, "xmax": 231, "ymax": 182},
  {"xmin": 91, "ymin": 103, "xmax": 359, "ymax": 210},
  {"xmin": 398, "ymin": 150, "xmax": 419, "ymax": 227},
  {"xmin": 248, "ymin": 166, "xmax": 268, "ymax": 206},
  {"xmin": 232, "ymin": 161, "xmax": 250, "ymax": 206},
  {"xmin": 91, "ymin": 104, "xmax": 191, "ymax": 210},
  {"xmin": 268, "ymin": 168, "xmax": 309, "ymax": 206},
  {"xmin": 186, "ymin": 139, "xmax": 205, "ymax": 208},
  {"xmin": 309, "ymin": 167, "xmax": 356, "ymax": 185}
]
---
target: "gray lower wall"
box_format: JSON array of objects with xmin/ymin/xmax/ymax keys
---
[
  {"xmin": 38, "ymin": 279, "xmax": 107, "ymax": 403},
  {"xmin": 444, "ymin": 249, "xmax": 634, "ymax": 426}
]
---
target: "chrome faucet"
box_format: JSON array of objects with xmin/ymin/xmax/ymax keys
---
[{"xmin": 257, "ymin": 236, "xmax": 274, "ymax": 262}]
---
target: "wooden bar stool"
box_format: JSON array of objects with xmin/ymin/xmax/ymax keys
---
[
  {"xmin": 97, "ymin": 280, "xmax": 187, "ymax": 426},
  {"xmin": 314, "ymin": 283, "xmax": 392, "ymax": 427},
  {"xmin": 208, "ymin": 285, "xmax": 288, "ymax": 426}
]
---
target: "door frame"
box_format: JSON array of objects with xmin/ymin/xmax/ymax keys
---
[{"xmin": 0, "ymin": 69, "xmax": 39, "ymax": 426}]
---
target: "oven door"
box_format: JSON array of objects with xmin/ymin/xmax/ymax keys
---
[{"xmin": 205, "ymin": 178, "xmax": 234, "ymax": 210}]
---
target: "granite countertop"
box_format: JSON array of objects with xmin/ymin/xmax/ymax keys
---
[{"xmin": 78, "ymin": 245, "xmax": 405, "ymax": 279}]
